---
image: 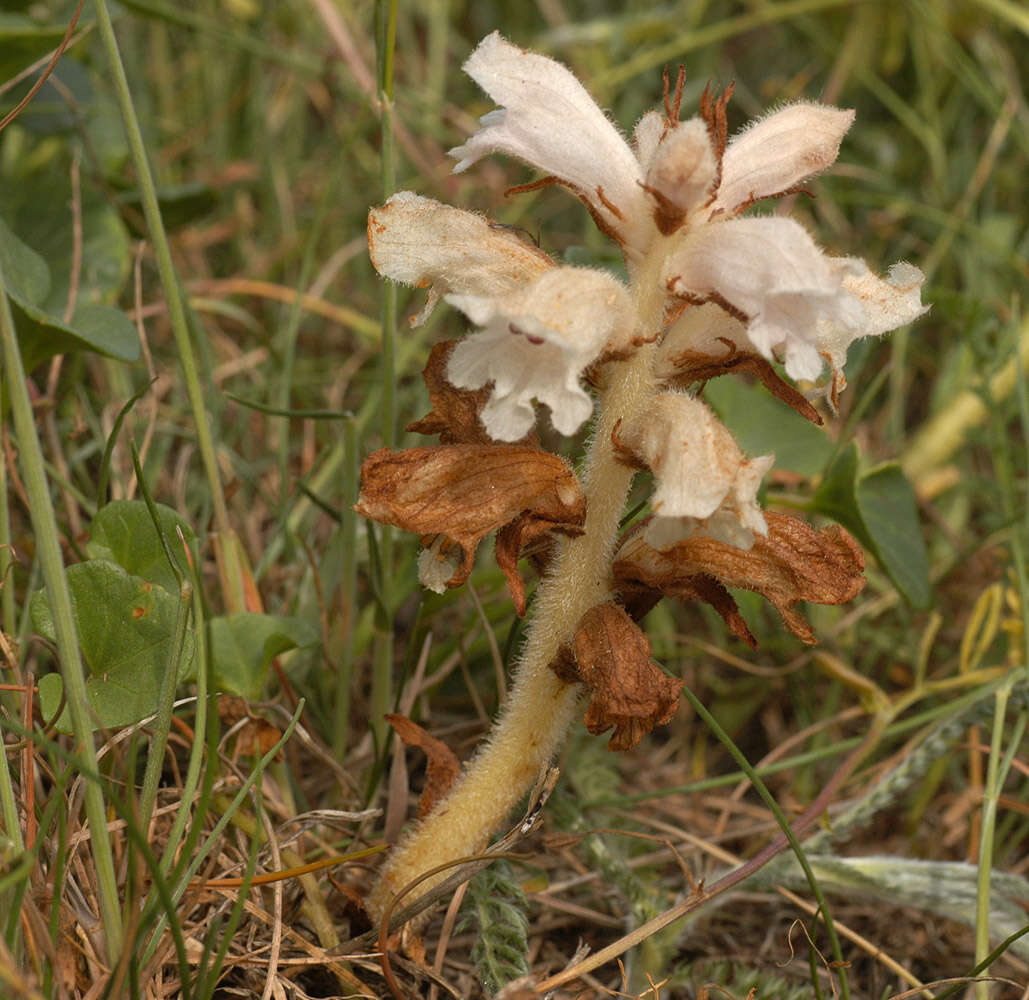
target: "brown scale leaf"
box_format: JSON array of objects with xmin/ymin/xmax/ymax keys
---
[
  {"xmin": 406, "ymin": 340, "xmax": 539, "ymax": 446},
  {"xmin": 385, "ymin": 714, "xmax": 462, "ymax": 819},
  {"xmin": 664, "ymin": 342, "xmax": 824, "ymax": 426},
  {"xmin": 555, "ymin": 602, "xmax": 684, "ymax": 752},
  {"xmin": 355, "ymin": 445, "xmax": 585, "ymax": 609},
  {"xmin": 613, "ymin": 512, "xmax": 865, "ymax": 645}
]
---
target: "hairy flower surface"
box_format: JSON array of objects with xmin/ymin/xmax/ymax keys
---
[
  {"xmin": 615, "ymin": 393, "xmax": 773, "ymax": 548},
  {"xmin": 552, "ymin": 602, "xmax": 685, "ymax": 751},
  {"xmin": 367, "ymin": 191, "xmax": 551, "ymax": 326},
  {"xmin": 447, "ymin": 32, "xmax": 925, "ymax": 395},
  {"xmin": 445, "ymin": 267, "xmax": 636, "ymax": 440}
]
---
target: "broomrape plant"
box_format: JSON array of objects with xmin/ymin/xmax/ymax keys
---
[{"xmin": 357, "ymin": 32, "xmax": 927, "ymax": 920}]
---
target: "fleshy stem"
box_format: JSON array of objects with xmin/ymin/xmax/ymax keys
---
[{"xmin": 366, "ymin": 242, "xmax": 672, "ymax": 919}]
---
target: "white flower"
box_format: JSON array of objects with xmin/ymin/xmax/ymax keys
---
[
  {"xmin": 367, "ymin": 191, "xmax": 552, "ymax": 325},
  {"xmin": 417, "ymin": 537, "xmax": 461, "ymax": 594},
  {"xmin": 657, "ymin": 257, "xmax": 928, "ymax": 397},
  {"xmin": 446, "ymin": 268, "xmax": 635, "ymax": 441},
  {"xmin": 449, "ymin": 36, "xmax": 925, "ymax": 386},
  {"xmin": 711, "ymin": 102, "xmax": 855, "ymax": 217},
  {"xmin": 616, "ymin": 393, "xmax": 773, "ymax": 548},
  {"xmin": 816, "ymin": 260, "xmax": 930, "ymax": 391},
  {"xmin": 663, "ymin": 216, "xmax": 867, "ymax": 382},
  {"xmin": 642, "ymin": 118, "xmax": 719, "ymax": 235},
  {"xmin": 450, "ymin": 32, "xmax": 651, "ymax": 252}
]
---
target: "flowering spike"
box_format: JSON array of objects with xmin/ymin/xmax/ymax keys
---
[{"xmin": 359, "ymin": 32, "xmax": 926, "ymax": 924}]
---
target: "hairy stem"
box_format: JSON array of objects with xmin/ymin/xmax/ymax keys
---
[{"xmin": 366, "ymin": 245, "xmax": 669, "ymax": 920}]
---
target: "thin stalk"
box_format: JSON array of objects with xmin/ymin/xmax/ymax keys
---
[
  {"xmin": 0, "ymin": 705, "xmax": 22, "ymax": 854},
  {"xmin": 140, "ymin": 700, "xmax": 303, "ymax": 966},
  {"xmin": 371, "ymin": 0, "xmax": 398, "ymax": 745},
  {"xmin": 365, "ymin": 238, "xmax": 673, "ymax": 919},
  {"xmin": 679, "ymin": 682, "xmax": 850, "ymax": 1000},
  {"xmin": 275, "ymin": 168, "xmax": 342, "ymax": 508},
  {"xmin": 92, "ymin": 0, "xmax": 249, "ymax": 610},
  {"xmin": 0, "ymin": 384, "xmax": 14, "ymax": 637},
  {"xmin": 335, "ymin": 417, "xmax": 358, "ymax": 757},
  {"xmin": 157, "ymin": 569, "xmax": 208, "ymax": 880},
  {"xmin": 974, "ymin": 686, "xmax": 1024, "ymax": 1000},
  {"xmin": 132, "ymin": 444, "xmax": 193, "ymax": 828},
  {"xmin": 0, "ymin": 391, "xmax": 20, "ymax": 853},
  {"xmin": 0, "ymin": 259, "xmax": 123, "ymax": 959}
]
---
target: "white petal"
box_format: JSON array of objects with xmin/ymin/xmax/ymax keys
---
[
  {"xmin": 644, "ymin": 118, "xmax": 718, "ymax": 233},
  {"xmin": 417, "ymin": 539, "xmax": 461, "ymax": 594},
  {"xmin": 367, "ymin": 191, "xmax": 551, "ymax": 325},
  {"xmin": 618, "ymin": 393, "xmax": 772, "ymax": 544},
  {"xmin": 449, "ymin": 32, "xmax": 647, "ymax": 247},
  {"xmin": 664, "ymin": 216, "xmax": 865, "ymax": 382},
  {"xmin": 806, "ymin": 258, "xmax": 928, "ymax": 401},
  {"xmin": 644, "ymin": 504, "xmax": 767, "ymax": 550},
  {"xmin": 445, "ymin": 267, "xmax": 634, "ymax": 440},
  {"xmin": 712, "ymin": 103, "xmax": 855, "ymax": 216}
]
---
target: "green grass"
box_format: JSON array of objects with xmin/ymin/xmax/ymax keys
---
[{"xmin": 1, "ymin": 1, "xmax": 1028, "ymax": 997}]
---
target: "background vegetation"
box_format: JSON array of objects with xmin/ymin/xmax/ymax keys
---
[{"xmin": 1, "ymin": 0, "xmax": 1028, "ymax": 997}]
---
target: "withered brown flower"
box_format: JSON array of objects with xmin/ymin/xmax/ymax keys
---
[
  {"xmin": 614, "ymin": 511, "xmax": 865, "ymax": 646},
  {"xmin": 355, "ymin": 445, "xmax": 585, "ymax": 615},
  {"xmin": 553, "ymin": 602, "xmax": 684, "ymax": 751}
]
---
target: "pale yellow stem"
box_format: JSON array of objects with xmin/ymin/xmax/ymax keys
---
[{"xmin": 365, "ymin": 242, "xmax": 671, "ymax": 921}]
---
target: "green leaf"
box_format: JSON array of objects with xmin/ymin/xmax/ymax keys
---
[
  {"xmin": 812, "ymin": 443, "xmax": 930, "ymax": 608},
  {"xmin": 87, "ymin": 500, "xmax": 197, "ymax": 595},
  {"xmin": 0, "ymin": 216, "xmax": 50, "ymax": 306},
  {"xmin": 1, "ymin": 166, "xmax": 131, "ymax": 311},
  {"xmin": 32, "ymin": 560, "xmax": 195, "ymax": 732},
  {"xmin": 703, "ymin": 376, "xmax": 834, "ymax": 478},
  {"xmin": 209, "ymin": 614, "xmax": 319, "ymax": 701},
  {"xmin": 1, "ymin": 200, "xmax": 136, "ymax": 372},
  {"xmin": 10, "ymin": 297, "xmax": 141, "ymax": 373}
]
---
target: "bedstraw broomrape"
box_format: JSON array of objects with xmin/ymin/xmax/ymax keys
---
[{"xmin": 354, "ymin": 31, "xmax": 928, "ymax": 922}]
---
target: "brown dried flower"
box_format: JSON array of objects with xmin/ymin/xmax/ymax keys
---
[
  {"xmin": 614, "ymin": 511, "xmax": 865, "ymax": 646},
  {"xmin": 355, "ymin": 445, "xmax": 585, "ymax": 614},
  {"xmin": 554, "ymin": 602, "xmax": 684, "ymax": 751}
]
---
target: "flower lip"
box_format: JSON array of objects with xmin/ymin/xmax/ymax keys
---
[
  {"xmin": 663, "ymin": 215, "xmax": 867, "ymax": 383},
  {"xmin": 445, "ymin": 266, "xmax": 636, "ymax": 441}
]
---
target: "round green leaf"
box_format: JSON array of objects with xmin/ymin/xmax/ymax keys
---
[
  {"xmin": 87, "ymin": 500, "xmax": 197, "ymax": 595},
  {"xmin": 210, "ymin": 613, "xmax": 319, "ymax": 701},
  {"xmin": 31, "ymin": 560, "xmax": 195, "ymax": 732}
]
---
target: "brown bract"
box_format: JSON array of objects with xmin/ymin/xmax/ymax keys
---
[
  {"xmin": 385, "ymin": 714, "xmax": 462, "ymax": 819},
  {"xmin": 354, "ymin": 445, "xmax": 586, "ymax": 614},
  {"xmin": 406, "ymin": 340, "xmax": 539, "ymax": 446},
  {"xmin": 553, "ymin": 602, "xmax": 684, "ymax": 751},
  {"xmin": 614, "ymin": 512, "xmax": 865, "ymax": 646},
  {"xmin": 663, "ymin": 341, "xmax": 823, "ymax": 426}
]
